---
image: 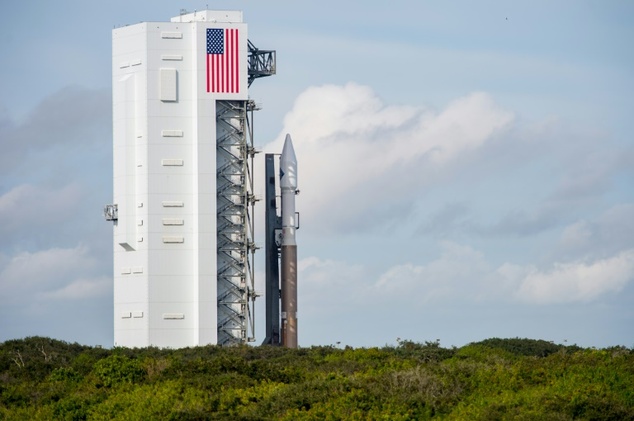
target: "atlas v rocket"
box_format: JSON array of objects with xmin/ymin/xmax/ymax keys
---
[
  {"xmin": 280, "ymin": 135, "xmax": 298, "ymax": 348},
  {"xmin": 263, "ymin": 134, "xmax": 299, "ymax": 348}
]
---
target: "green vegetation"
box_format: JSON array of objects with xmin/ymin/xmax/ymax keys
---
[{"xmin": 1, "ymin": 337, "xmax": 632, "ymax": 420}]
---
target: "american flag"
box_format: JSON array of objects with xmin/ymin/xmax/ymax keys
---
[{"xmin": 206, "ymin": 28, "xmax": 240, "ymax": 94}]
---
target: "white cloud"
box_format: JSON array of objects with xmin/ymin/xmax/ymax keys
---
[
  {"xmin": 374, "ymin": 242, "xmax": 490, "ymax": 302},
  {"xmin": 558, "ymin": 220, "xmax": 593, "ymax": 252},
  {"xmin": 374, "ymin": 246, "xmax": 634, "ymax": 306},
  {"xmin": 0, "ymin": 87, "xmax": 110, "ymax": 174},
  {"xmin": 41, "ymin": 276, "xmax": 111, "ymax": 300},
  {"xmin": 300, "ymin": 256, "xmax": 365, "ymax": 285},
  {"xmin": 300, "ymin": 243, "xmax": 501, "ymax": 312},
  {"xmin": 299, "ymin": 256, "xmax": 367, "ymax": 315},
  {"xmin": 0, "ymin": 184, "xmax": 82, "ymax": 233},
  {"xmin": 0, "ymin": 245, "xmax": 100, "ymax": 300},
  {"xmin": 299, "ymin": 240, "xmax": 634, "ymax": 312},
  {"xmin": 294, "ymin": 238, "xmax": 634, "ymax": 347},
  {"xmin": 263, "ymin": 84, "xmax": 513, "ymax": 232},
  {"xmin": 514, "ymin": 250, "xmax": 634, "ymax": 304},
  {"xmin": 554, "ymin": 203, "xmax": 634, "ymax": 260}
]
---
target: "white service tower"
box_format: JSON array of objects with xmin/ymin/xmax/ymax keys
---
[{"xmin": 105, "ymin": 10, "xmax": 275, "ymax": 348}]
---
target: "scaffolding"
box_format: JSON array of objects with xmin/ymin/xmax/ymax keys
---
[
  {"xmin": 216, "ymin": 100, "xmax": 257, "ymax": 345},
  {"xmin": 215, "ymin": 40, "xmax": 275, "ymax": 346}
]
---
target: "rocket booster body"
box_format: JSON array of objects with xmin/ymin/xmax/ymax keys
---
[
  {"xmin": 280, "ymin": 134, "xmax": 297, "ymax": 247},
  {"xmin": 280, "ymin": 134, "xmax": 298, "ymax": 348}
]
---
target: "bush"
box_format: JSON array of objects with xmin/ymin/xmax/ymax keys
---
[
  {"xmin": 0, "ymin": 337, "xmax": 632, "ymax": 419},
  {"xmin": 93, "ymin": 355, "xmax": 146, "ymax": 387},
  {"xmin": 470, "ymin": 337, "xmax": 567, "ymax": 357}
]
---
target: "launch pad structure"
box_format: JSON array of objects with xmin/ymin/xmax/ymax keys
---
[
  {"xmin": 261, "ymin": 136, "xmax": 299, "ymax": 348},
  {"xmin": 106, "ymin": 10, "xmax": 275, "ymax": 348}
]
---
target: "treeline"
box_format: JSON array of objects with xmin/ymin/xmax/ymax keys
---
[{"xmin": 1, "ymin": 336, "xmax": 632, "ymax": 420}]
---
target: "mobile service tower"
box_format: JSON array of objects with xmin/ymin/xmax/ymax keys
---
[{"xmin": 105, "ymin": 10, "xmax": 275, "ymax": 348}]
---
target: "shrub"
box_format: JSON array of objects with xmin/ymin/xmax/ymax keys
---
[{"xmin": 93, "ymin": 355, "xmax": 146, "ymax": 387}]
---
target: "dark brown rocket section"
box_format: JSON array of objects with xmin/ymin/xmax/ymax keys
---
[{"xmin": 281, "ymin": 245, "xmax": 298, "ymax": 348}]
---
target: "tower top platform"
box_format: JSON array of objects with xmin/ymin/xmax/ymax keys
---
[{"xmin": 170, "ymin": 10, "xmax": 243, "ymax": 23}]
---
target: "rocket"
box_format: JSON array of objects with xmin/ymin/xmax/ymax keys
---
[
  {"xmin": 280, "ymin": 134, "xmax": 298, "ymax": 348},
  {"xmin": 262, "ymin": 133, "xmax": 299, "ymax": 348}
]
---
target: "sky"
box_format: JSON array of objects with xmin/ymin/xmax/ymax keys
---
[{"xmin": 0, "ymin": 1, "xmax": 633, "ymax": 349}]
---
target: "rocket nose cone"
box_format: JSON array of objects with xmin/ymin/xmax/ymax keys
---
[
  {"xmin": 280, "ymin": 133, "xmax": 298, "ymax": 189},
  {"xmin": 281, "ymin": 134, "xmax": 296, "ymax": 162}
]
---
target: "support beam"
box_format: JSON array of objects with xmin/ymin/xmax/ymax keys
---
[{"xmin": 262, "ymin": 153, "xmax": 281, "ymax": 345}]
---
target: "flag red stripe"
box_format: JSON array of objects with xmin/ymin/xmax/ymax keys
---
[
  {"xmin": 228, "ymin": 29, "xmax": 233, "ymax": 92},
  {"xmin": 230, "ymin": 28, "xmax": 235, "ymax": 92},
  {"xmin": 224, "ymin": 31, "xmax": 229, "ymax": 92},
  {"xmin": 215, "ymin": 54, "xmax": 218, "ymax": 92},
  {"xmin": 233, "ymin": 29, "xmax": 239, "ymax": 93}
]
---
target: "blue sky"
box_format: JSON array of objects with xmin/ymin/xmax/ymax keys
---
[{"xmin": 0, "ymin": 1, "xmax": 632, "ymax": 348}]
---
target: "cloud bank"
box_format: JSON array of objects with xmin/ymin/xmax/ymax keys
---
[
  {"xmin": 0, "ymin": 87, "xmax": 112, "ymax": 344},
  {"xmin": 263, "ymin": 83, "xmax": 634, "ymax": 347},
  {"xmin": 264, "ymin": 83, "xmax": 514, "ymax": 233}
]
